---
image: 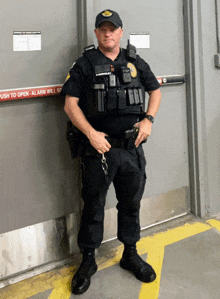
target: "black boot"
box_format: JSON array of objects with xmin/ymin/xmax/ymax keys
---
[
  {"xmin": 120, "ymin": 246, "xmax": 156, "ymax": 283},
  {"xmin": 71, "ymin": 249, "xmax": 98, "ymax": 295}
]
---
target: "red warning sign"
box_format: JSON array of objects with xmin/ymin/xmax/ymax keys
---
[{"xmin": 0, "ymin": 85, "xmax": 63, "ymax": 102}]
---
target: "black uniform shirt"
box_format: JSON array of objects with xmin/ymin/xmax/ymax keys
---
[{"xmin": 62, "ymin": 48, "xmax": 160, "ymax": 137}]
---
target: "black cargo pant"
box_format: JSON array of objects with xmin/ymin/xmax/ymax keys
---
[{"xmin": 78, "ymin": 144, "xmax": 146, "ymax": 251}]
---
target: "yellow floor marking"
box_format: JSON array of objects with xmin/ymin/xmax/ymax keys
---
[
  {"xmin": 0, "ymin": 266, "xmax": 75, "ymax": 299},
  {"xmin": 138, "ymin": 221, "xmax": 212, "ymax": 299},
  {"xmin": 47, "ymin": 222, "xmax": 212, "ymax": 299},
  {"xmin": 1, "ymin": 220, "xmax": 219, "ymax": 299},
  {"xmin": 97, "ymin": 222, "xmax": 211, "ymax": 272},
  {"xmin": 138, "ymin": 221, "xmax": 211, "ymax": 253},
  {"xmin": 48, "ymin": 276, "xmax": 71, "ymax": 299},
  {"xmin": 207, "ymin": 219, "xmax": 220, "ymax": 232},
  {"xmin": 139, "ymin": 246, "xmax": 164, "ymax": 299}
]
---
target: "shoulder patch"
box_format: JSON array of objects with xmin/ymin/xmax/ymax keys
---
[
  {"xmin": 64, "ymin": 73, "xmax": 70, "ymax": 83},
  {"xmin": 64, "ymin": 62, "xmax": 76, "ymax": 83}
]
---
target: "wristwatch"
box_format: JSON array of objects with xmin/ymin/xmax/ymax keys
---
[{"xmin": 144, "ymin": 114, "xmax": 154, "ymax": 123}]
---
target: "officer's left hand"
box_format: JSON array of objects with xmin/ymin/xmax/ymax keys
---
[{"xmin": 134, "ymin": 118, "xmax": 152, "ymax": 147}]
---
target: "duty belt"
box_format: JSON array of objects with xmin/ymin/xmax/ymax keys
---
[
  {"xmin": 105, "ymin": 137, "xmax": 127, "ymax": 148},
  {"xmin": 106, "ymin": 127, "xmax": 139, "ymax": 150},
  {"xmin": 102, "ymin": 127, "xmax": 140, "ymax": 182},
  {"xmin": 81, "ymin": 126, "xmax": 140, "ymax": 152}
]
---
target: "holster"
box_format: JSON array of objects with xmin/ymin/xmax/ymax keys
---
[
  {"xmin": 126, "ymin": 126, "xmax": 147, "ymax": 149},
  {"xmin": 66, "ymin": 121, "xmax": 82, "ymax": 158},
  {"xmin": 125, "ymin": 127, "xmax": 139, "ymax": 150}
]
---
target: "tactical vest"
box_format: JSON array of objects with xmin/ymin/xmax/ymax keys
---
[{"xmin": 83, "ymin": 45, "xmax": 145, "ymax": 119}]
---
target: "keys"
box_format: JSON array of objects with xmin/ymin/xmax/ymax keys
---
[{"xmin": 101, "ymin": 153, "xmax": 108, "ymax": 176}]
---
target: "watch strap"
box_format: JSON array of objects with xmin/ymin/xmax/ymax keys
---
[{"xmin": 144, "ymin": 115, "xmax": 154, "ymax": 123}]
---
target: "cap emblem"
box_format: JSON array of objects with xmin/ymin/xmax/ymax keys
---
[{"xmin": 102, "ymin": 10, "xmax": 113, "ymax": 17}]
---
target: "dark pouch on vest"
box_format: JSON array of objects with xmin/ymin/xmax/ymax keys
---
[
  {"xmin": 127, "ymin": 89, "xmax": 134, "ymax": 105},
  {"xmin": 138, "ymin": 88, "xmax": 144, "ymax": 104},
  {"xmin": 118, "ymin": 89, "xmax": 127, "ymax": 109},
  {"xmin": 133, "ymin": 88, "xmax": 140, "ymax": 105},
  {"xmin": 107, "ymin": 88, "xmax": 117, "ymax": 110},
  {"xmin": 94, "ymin": 84, "xmax": 105, "ymax": 112}
]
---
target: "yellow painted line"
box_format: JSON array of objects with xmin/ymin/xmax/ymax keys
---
[
  {"xmin": 139, "ymin": 246, "xmax": 164, "ymax": 299},
  {"xmin": 94, "ymin": 222, "xmax": 212, "ymax": 299},
  {"xmin": 0, "ymin": 266, "xmax": 75, "ymax": 299},
  {"xmin": 138, "ymin": 221, "xmax": 212, "ymax": 253},
  {"xmin": 46, "ymin": 219, "xmax": 219, "ymax": 299},
  {"xmin": 138, "ymin": 221, "xmax": 212, "ymax": 299},
  {"xmin": 96, "ymin": 222, "xmax": 211, "ymax": 272},
  {"xmin": 1, "ymin": 220, "xmax": 219, "ymax": 299},
  {"xmin": 207, "ymin": 219, "xmax": 220, "ymax": 232},
  {"xmin": 48, "ymin": 276, "xmax": 71, "ymax": 299}
]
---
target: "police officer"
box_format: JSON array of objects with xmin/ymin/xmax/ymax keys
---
[{"xmin": 62, "ymin": 9, "xmax": 161, "ymax": 295}]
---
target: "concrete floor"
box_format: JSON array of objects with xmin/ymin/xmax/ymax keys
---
[{"xmin": 1, "ymin": 215, "xmax": 220, "ymax": 299}]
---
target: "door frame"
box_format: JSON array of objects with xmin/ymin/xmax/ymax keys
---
[{"xmin": 183, "ymin": 0, "xmax": 209, "ymax": 218}]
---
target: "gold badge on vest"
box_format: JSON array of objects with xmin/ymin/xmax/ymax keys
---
[{"xmin": 127, "ymin": 62, "xmax": 137, "ymax": 78}]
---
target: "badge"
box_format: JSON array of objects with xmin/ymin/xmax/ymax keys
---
[
  {"xmin": 102, "ymin": 10, "xmax": 113, "ymax": 17},
  {"xmin": 127, "ymin": 62, "xmax": 137, "ymax": 78}
]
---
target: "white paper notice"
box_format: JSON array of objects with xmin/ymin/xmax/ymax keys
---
[
  {"xmin": 130, "ymin": 33, "xmax": 150, "ymax": 49},
  {"xmin": 13, "ymin": 32, "xmax": 41, "ymax": 51}
]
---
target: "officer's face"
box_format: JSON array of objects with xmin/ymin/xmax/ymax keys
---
[{"xmin": 95, "ymin": 21, "xmax": 123, "ymax": 52}]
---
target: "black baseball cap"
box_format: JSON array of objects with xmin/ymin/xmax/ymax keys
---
[{"xmin": 95, "ymin": 9, "xmax": 123, "ymax": 28}]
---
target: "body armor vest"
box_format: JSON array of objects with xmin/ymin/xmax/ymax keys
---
[{"xmin": 83, "ymin": 45, "xmax": 145, "ymax": 119}]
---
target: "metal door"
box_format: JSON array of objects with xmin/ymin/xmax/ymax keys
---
[
  {"xmin": 0, "ymin": 0, "xmax": 81, "ymax": 280},
  {"xmin": 89, "ymin": 0, "xmax": 190, "ymax": 241}
]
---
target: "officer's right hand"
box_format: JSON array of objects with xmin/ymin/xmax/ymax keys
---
[{"xmin": 88, "ymin": 129, "xmax": 111, "ymax": 154}]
